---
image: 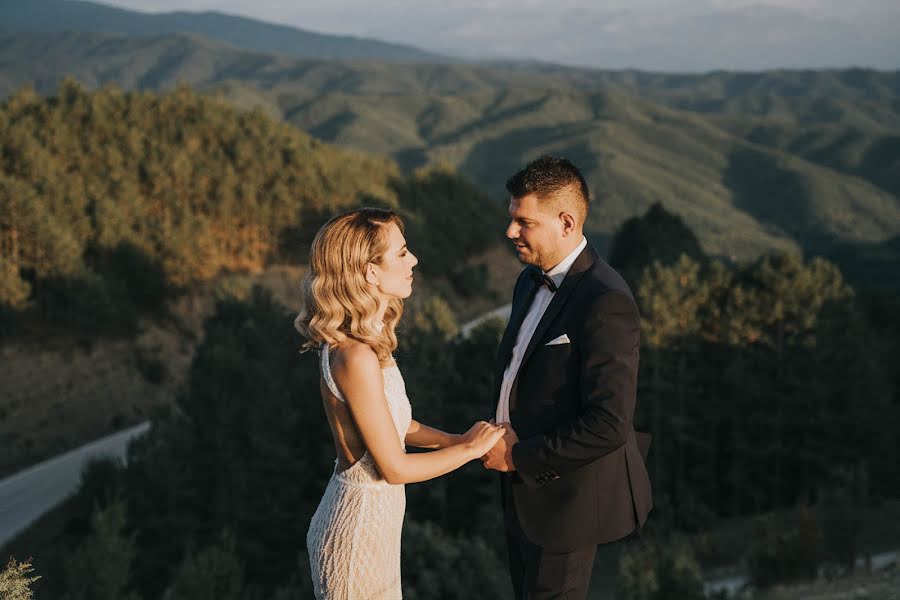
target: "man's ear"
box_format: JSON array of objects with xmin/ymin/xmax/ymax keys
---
[
  {"xmin": 365, "ymin": 263, "xmax": 380, "ymax": 286},
  {"xmin": 559, "ymin": 212, "xmax": 577, "ymax": 236}
]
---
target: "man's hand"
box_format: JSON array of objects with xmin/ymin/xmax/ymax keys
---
[{"xmin": 482, "ymin": 422, "xmax": 519, "ymax": 472}]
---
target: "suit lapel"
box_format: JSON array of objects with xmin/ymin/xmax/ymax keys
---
[
  {"xmin": 510, "ymin": 244, "xmax": 598, "ymax": 409},
  {"xmin": 496, "ymin": 269, "xmax": 540, "ymax": 374}
]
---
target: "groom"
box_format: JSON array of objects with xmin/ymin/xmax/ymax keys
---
[{"xmin": 482, "ymin": 156, "xmax": 652, "ymax": 599}]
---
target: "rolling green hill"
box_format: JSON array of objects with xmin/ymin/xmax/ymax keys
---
[
  {"xmin": 501, "ymin": 64, "xmax": 900, "ymax": 129},
  {"xmin": 720, "ymin": 119, "xmax": 900, "ymax": 198},
  {"xmin": 1, "ymin": 29, "xmax": 899, "ymax": 283}
]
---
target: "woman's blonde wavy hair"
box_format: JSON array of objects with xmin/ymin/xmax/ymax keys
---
[{"xmin": 295, "ymin": 208, "xmax": 405, "ymax": 366}]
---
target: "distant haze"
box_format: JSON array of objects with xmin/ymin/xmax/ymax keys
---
[{"xmin": 88, "ymin": 0, "xmax": 900, "ymax": 71}]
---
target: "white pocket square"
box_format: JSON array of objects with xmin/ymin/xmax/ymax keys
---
[{"xmin": 545, "ymin": 334, "xmax": 570, "ymax": 346}]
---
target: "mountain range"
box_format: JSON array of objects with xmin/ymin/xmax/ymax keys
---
[
  {"xmin": 1, "ymin": 4, "xmax": 899, "ymax": 287},
  {"xmin": 0, "ymin": 0, "xmax": 445, "ymax": 63},
  {"xmin": 12, "ymin": 0, "xmax": 900, "ymax": 71}
]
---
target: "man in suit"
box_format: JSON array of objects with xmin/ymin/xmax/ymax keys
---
[{"xmin": 482, "ymin": 156, "xmax": 652, "ymax": 600}]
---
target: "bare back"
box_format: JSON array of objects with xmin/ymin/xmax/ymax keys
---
[
  {"xmin": 319, "ymin": 342, "xmax": 404, "ymax": 473},
  {"xmin": 319, "ymin": 354, "xmax": 367, "ymax": 472}
]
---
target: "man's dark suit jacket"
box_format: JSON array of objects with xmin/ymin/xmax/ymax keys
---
[{"xmin": 495, "ymin": 243, "xmax": 653, "ymax": 551}]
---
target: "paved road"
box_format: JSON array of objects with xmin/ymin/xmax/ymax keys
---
[
  {"xmin": 460, "ymin": 303, "xmax": 512, "ymax": 338},
  {"xmin": 0, "ymin": 421, "xmax": 150, "ymax": 547}
]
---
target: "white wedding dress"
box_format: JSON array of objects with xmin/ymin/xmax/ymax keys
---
[{"xmin": 306, "ymin": 344, "xmax": 412, "ymax": 599}]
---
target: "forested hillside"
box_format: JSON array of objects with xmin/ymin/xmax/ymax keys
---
[{"xmin": 0, "ymin": 81, "xmax": 506, "ymax": 334}]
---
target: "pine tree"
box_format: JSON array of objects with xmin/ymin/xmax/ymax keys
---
[
  {"xmin": 62, "ymin": 500, "xmax": 138, "ymax": 600},
  {"xmin": 163, "ymin": 533, "xmax": 245, "ymax": 600}
]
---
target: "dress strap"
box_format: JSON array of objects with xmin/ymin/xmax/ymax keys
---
[{"xmin": 320, "ymin": 343, "xmax": 346, "ymax": 403}]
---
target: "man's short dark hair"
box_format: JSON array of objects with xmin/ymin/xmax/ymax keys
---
[{"xmin": 505, "ymin": 156, "xmax": 590, "ymax": 213}]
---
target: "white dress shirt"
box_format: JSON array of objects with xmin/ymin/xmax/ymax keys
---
[{"xmin": 496, "ymin": 236, "xmax": 587, "ymax": 424}]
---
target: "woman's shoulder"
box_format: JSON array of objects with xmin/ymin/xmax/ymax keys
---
[
  {"xmin": 330, "ymin": 340, "xmax": 381, "ymax": 379},
  {"xmin": 329, "ymin": 341, "xmax": 388, "ymax": 405}
]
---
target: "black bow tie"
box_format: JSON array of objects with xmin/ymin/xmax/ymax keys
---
[{"xmin": 529, "ymin": 270, "xmax": 558, "ymax": 293}]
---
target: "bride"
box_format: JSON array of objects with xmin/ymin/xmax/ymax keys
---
[{"xmin": 296, "ymin": 208, "xmax": 503, "ymax": 599}]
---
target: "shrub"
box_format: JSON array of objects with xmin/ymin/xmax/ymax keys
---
[
  {"xmin": 746, "ymin": 506, "xmax": 821, "ymax": 588},
  {"xmin": 163, "ymin": 532, "xmax": 245, "ymax": 600},
  {"xmin": 819, "ymin": 488, "xmax": 861, "ymax": 576},
  {"xmin": 401, "ymin": 520, "xmax": 509, "ymax": 599},
  {"xmin": 35, "ymin": 268, "xmax": 138, "ymax": 335},
  {"xmin": 63, "ymin": 500, "xmax": 138, "ymax": 600},
  {"xmin": 0, "ymin": 558, "xmax": 41, "ymax": 600},
  {"xmin": 617, "ymin": 536, "xmax": 705, "ymax": 600}
]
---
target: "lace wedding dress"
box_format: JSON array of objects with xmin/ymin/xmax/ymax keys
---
[{"xmin": 306, "ymin": 344, "xmax": 412, "ymax": 599}]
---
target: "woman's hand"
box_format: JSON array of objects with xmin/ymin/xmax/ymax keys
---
[{"xmin": 459, "ymin": 421, "xmax": 505, "ymax": 459}]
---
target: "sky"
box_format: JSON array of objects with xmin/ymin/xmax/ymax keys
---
[{"xmin": 93, "ymin": 0, "xmax": 900, "ymax": 71}]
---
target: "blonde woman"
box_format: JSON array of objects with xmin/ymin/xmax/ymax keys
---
[{"xmin": 297, "ymin": 208, "xmax": 504, "ymax": 599}]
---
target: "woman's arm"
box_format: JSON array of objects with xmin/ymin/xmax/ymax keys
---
[
  {"xmin": 333, "ymin": 343, "xmax": 503, "ymax": 485},
  {"xmin": 405, "ymin": 420, "xmax": 461, "ymax": 450}
]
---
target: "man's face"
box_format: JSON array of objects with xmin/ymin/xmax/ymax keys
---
[{"xmin": 506, "ymin": 194, "xmax": 565, "ymax": 271}]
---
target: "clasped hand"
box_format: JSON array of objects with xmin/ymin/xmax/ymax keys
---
[{"xmin": 481, "ymin": 421, "xmax": 518, "ymax": 472}]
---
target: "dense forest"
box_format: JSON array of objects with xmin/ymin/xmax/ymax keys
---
[
  {"xmin": 2, "ymin": 83, "xmax": 899, "ymax": 599},
  {"xmin": 0, "ymin": 80, "xmax": 505, "ymax": 335}
]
